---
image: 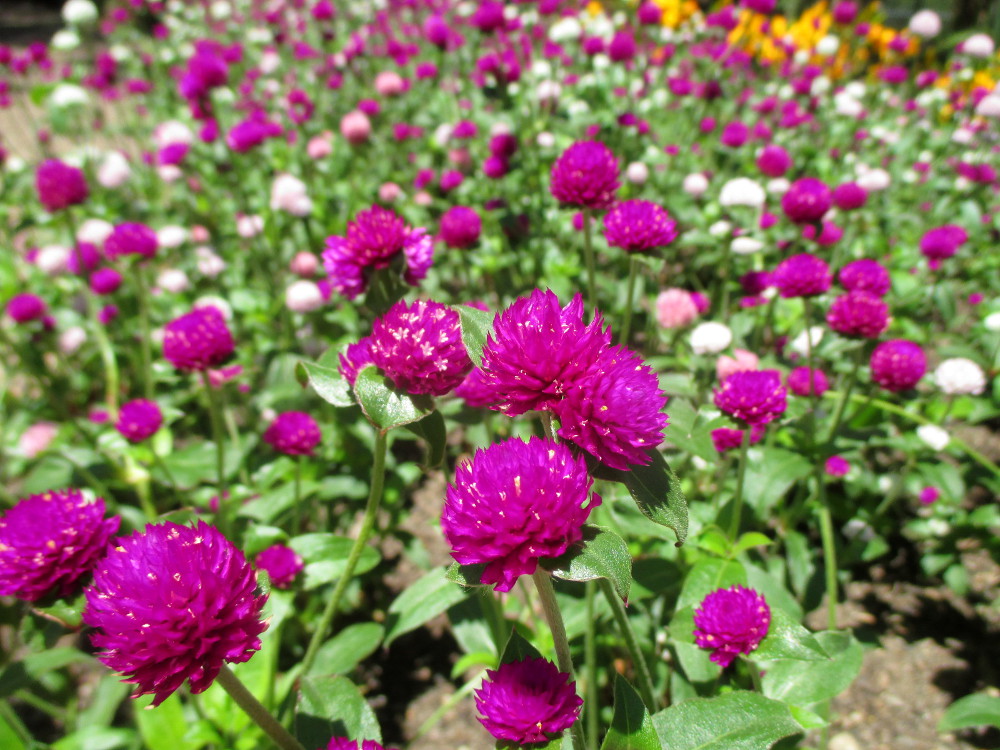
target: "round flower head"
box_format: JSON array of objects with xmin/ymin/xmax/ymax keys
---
[
  {"xmin": 115, "ymin": 399, "xmax": 163, "ymax": 443},
  {"xmin": 104, "ymin": 222, "xmax": 158, "ymax": 259},
  {"xmin": 934, "ymin": 357, "xmax": 986, "ymax": 396},
  {"xmin": 454, "ymin": 367, "xmax": 499, "ymax": 409},
  {"xmin": 6, "ymin": 293, "xmax": 47, "ymax": 323},
  {"xmin": 603, "ymin": 199, "xmax": 678, "ymax": 252},
  {"xmin": 475, "ymin": 657, "xmax": 583, "ymax": 744},
  {"xmin": 162, "ymin": 306, "xmax": 234, "ymax": 372},
  {"xmin": 714, "ymin": 370, "xmax": 787, "ymax": 426},
  {"xmin": 263, "ymin": 411, "xmax": 322, "ymax": 455},
  {"xmin": 690, "ymin": 322, "xmax": 733, "ymax": 355},
  {"xmin": 480, "ymin": 289, "xmax": 611, "ymax": 416},
  {"xmin": 90, "ymin": 268, "xmax": 123, "ymax": 295},
  {"xmin": 694, "ymin": 585, "xmax": 771, "ymax": 667},
  {"xmin": 786, "ymin": 366, "xmax": 829, "ymax": 397},
  {"xmin": 549, "ymin": 140, "xmax": 620, "ymax": 210},
  {"xmin": 826, "ymin": 291, "xmax": 889, "ymax": 339},
  {"xmin": 832, "ymin": 182, "xmax": 867, "ymax": 211},
  {"xmin": 772, "ymin": 253, "xmax": 831, "ymax": 298},
  {"xmin": 756, "ymin": 144, "xmax": 791, "ymax": 178},
  {"xmin": 839, "ymin": 259, "xmax": 890, "ymax": 296},
  {"xmin": 441, "ymin": 437, "xmax": 600, "ymax": 592},
  {"xmin": 825, "ymin": 455, "xmax": 850, "ymax": 477},
  {"xmin": 870, "ymin": 339, "xmax": 926, "ymax": 392},
  {"xmin": 0, "ymin": 489, "xmax": 120, "ymax": 602},
  {"xmin": 656, "ymin": 288, "xmax": 699, "ymax": 329},
  {"xmin": 919, "ymin": 486, "xmax": 940, "ymax": 505},
  {"xmin": 369, "ymin": 299, "xmax": 472, "ymax": 397},
  {"xmin": 439, "ymin": 205, "xmax": 482, "ymax": 249},
  {"xmin": 781, "ymin": 178, "xmax": 832, "ymax": 225},
  {"xmin": 919, "ymin": 224, "xmax": 967, "ymax": 262},
  {"xmin": 338, "ymin": 337, "xmax": 374, "ymax": 386},
  {"xmin": 711, "ymin": 425, "xmax": 764, "ymax": 453},
  {"xmin": 322, "ymin": 206, "xmax": 433, "ymax": 300},
  {"xmin": 254, "ymin": 544, "xmax": 303, "ymax": 589},
  {"xmin": 84, "ymin": 521, "xmax": 268, "ymax": 706},
  {"xmin": 36, "ymin": 159, "xmax": 88, "ymax": 212}
]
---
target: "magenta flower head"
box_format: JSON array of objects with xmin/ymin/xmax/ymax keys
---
[
  {"xmin": 322, "ymin": 205, "xmax": 432, "ymax": 300},
  {"xmin": 83, "ymin": 520, "xmax": 268, "ymax": 706},
  {"xmin": 554, "ymin": 346, "xmax": 668, "ymax": 469},
  {"xmin": 832, "ymin": 182, "xmax": 867, "ymax": 211},
  {"xmin": 714, "ymin": 370, "xmax": 787, "ymax": 426},
  {"xmin": 104, "ymin": 222, "xmax": 158, "ymax": 260},
  {"xmin": 90, "ymin": 268, "xmax": 123, "ymax": 295},
  {"xmin": 825, "ymin": 455, "xmax": 850, "ymax": 477},
  {"xmin": 0, "ymin": 489, "xmax": 120, "ymax": 602},
  {"xmin": 439, "ymin": 205, "xmax": 482, "ymax": 249},
  {"xmin": 36, "ymin": 159, "xmax": 88, "ymax": 212},
  {"xmin": 162, "ymin": 306, "xmax": 234, "ymax": 372},
  {"xmin": 838, "ymin": 258, "xmax": 890, "ymax": 296},
  {"xmin": 826, "ymin": 290, "xmax": 889, "ymax": 338},
  {"xmin": 254, "ymin": 544, "xmax": 303, "ymax": 589},
  {"xmin": 756, "ymin": 144, "xmax": 792, "ymax": 177},
  {"xmin": 263, "ymin": 411, "xmax": 322, "ymax": 455},
  {"xmin": 475, "ymin": 657, "xmax": 583, "ymax": 744},
  {"xmin": 772, "ymin": 253, "xmax": 832, "ymax": 298},
  {"xmin": 603, "ymin": 199, "xmax": 679, "ymax": 252},
  {"xmin": 711, "ymin": 425, "xmax": 764, "ymax": 453},
  {"xmin": 115, "ymin": 399, "xmax": 163, "ymax": 443},
  {"xmin": 870, "ymin": 339, "xmax": 926, "ymax": 392},
  {"xmin": 369, "ymin": 299, "xmax": 472, "ymax": 396},
  {"xmin": 6, "ymin": 293, "xmax": 47, "ymax": 323},
  {"xmin": 786, "ymin": 366, "xmax": 829, "ymax": 397},
  {"xmin": 781, "ymin": 178, "xmax": 833, "ymax": 225},
  {"xmin": 693, "ymin": 585, "xmax": 771, "ymax": 667},
  {"xmin": 441, "ymin": 437, "xmax": 600, "ymax": 592},
  {"xmin": 338, "ymin": 337, "xmax": 374, "ymax": 386},
  {"xmin": 919, "ymin": 224, "xmax": 967, "ymax": 262},
  {"xmin": 480, "ymin": 289, "xmax": 611, "ymax": 416},
  {"xmin": 549, "ymin": 140, "xmax": 620, "ymax": 210}
]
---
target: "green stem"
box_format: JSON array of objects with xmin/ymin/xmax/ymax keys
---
[
  {"xmin": 0, "ymin": 699, "xmax": 33, "ymax": 746},
  {"xmin": 728, "ymin": 427, "xmax": 752, "ymax": 540},
  {"xmin": 215, "ymin": 666, "xmax": 306, "ymax": 750},
  {"xmin": 620, "ymin": 255, "xmax": 640, "ymax": 345},
  {"xmin": 802, "ymin": 297, "xmax": 818, "ymax": 455},
  {"xmin": 824, "ymin": 345, "xmax": 866, "ymax": 444},
  {"xmin": 818, "ymin": 494, "xmax": 838, "ymax": 632},
  {"xmin": 599, "ymin": 579, "xmax": 657, "ymax": 711},
  {"xmin": 584, "ymin": 581, "xmax": 598, "ymax": 750},
  {"xmin": 293, "ymin": 455, "xmax": 303, "ymax": 535},
  {"xmin": 581, "ymin": 209, "xmax": 598, "ymax": 312},
  {"xmin": 202, "ymin": 372, "xmax": 228, "ymax": 533},
  {"xmin": 744, "ymin": 658, "xmax": 764, "ymax": 693},
  {"xmin": 132, "ymin": 264, "xmax": 154, "ymax": 399},
  {"xmin": 151, "ymin": 447, "xmax": 178, "ymax": 491}
]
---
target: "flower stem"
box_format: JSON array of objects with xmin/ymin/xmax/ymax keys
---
[
  {"xmin": 620, "ymin": 255, "xmax": 640, "ymax": 345},
  {"xmin": 300, "ymin": 430, "xmax": 388, "ymax": 676},
  {"xmin": 132, "ymin": 264, "xmax": 154, "ymax": 399},
  {"xmin": 216, "ymin": 665, "xmax": 306, "ymax": 750},
  {"xmin": 727, "ymin": 426, "xmax": 752, "ymax": 540},
  {"xmin": 581, "ymin": 209, "xmax": 598, "ymax": 311},
  {"xmin": 818, "ymin": 486, "xmax": 839, "ymax": 632},
  {"xmin": 583, "ymin": 581, "xmax": 598, "ymax": 750},
  {"xmin": 293, "ymin": 454, "xmax": 303, "ymax": 535},
  {"xmin": 824, "ymin": 344, "xmax": 865, "ymax": 444},
  {"xmin": 599, "ymin": 579, "xmax": 657, "ymax": 711},
  {"xmin": 201, "ymin": 372, "xmax": 228, "ymax": 532}
]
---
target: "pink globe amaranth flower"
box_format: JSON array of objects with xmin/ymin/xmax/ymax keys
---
[
  {"xmin": 603, "ymin": 199, "xmax": 678, "ymax": 252},
  {"xmin": 439, "ymin": 206, "xmax": 482, "ymax": 249},
  {"xmin": 919, "ymin": 486, "xmax": 940, "ymax": 505},
  {"xmin": 104, "ymin": 222, "xmax": 158, "ymax": 259},
  {"xmin": 717, "ymin": 348, "xmax": 760, "ymax": 382},
  {"xmin": 772, "ymin": 253, "xmax": 832, "ymax": 298},
  {"xmin": 475, "ymin": 657, "xmax": 583, "ymax": 744},
  {"xmin": 339, "ymin": 338, "xmax": 374, "ymax": 386},
  {"xmin": 781, "ymin": 178, "xmax": 833, "ymax": 225},
  {"xmin": 720, "ymin": 121, "xmax": 749, "ymax": 148},
  {"xmin": 825, "ymin": 455, "xmax": 850, "ymax": 477},
  {"xmin": 325, "ymin": 739, "xmax": 396, "ymax": 750},
  {"xmin": 0, "ymin": 489, "xmax": 120, "ymax": 602},
  {"xmin": 711, "ymin": 425, "xmax": 764, "ymax": 453},
  {"xmin": 786, "ymin": 366, "xmax": 829, "ymax": 397},
  {"xmin": 67, "ymin": 241, "xmax": 103, "ymax": 274},
  {"xmin": 832, "ymin": 182, "xmax": 867, "ymax": 211},
  {"xmin": 693, "ymin": 585, "xmax": 771, "ymax": 667},
  {"xmin": 116, "ymin": 399, "xmax": 163, "ymax": 443},
  {"xmin": 6, "ymin": 293, "xmax": 46, "ymax": 323},
  {"xmin": 827, "ymin": 291, "xmax": 889, "ymax": 339},
  {"xmin": 608, "ymin": 30, "xmax": 636, "ymax": 62},
  {"xmin": 340, "ymin": 110, "xmax": 371, "ymax": 145},
  {"xmin": 369, "ymin": 299, "xmax": 471, "ymax": 397},
  {"xmin": 714, "ymin": 370, "xmax": 787, "ymax": 426},
  {"xmin": 550, "ymin": 140, "xmax": 620, "ymax": 210},
  {"xmin": 656, "ymin": 288, "xmax": 699, "ymax": 329},
  {"xmin": 839, "ymin": 259, "xmax": 890, "ymax": 296},
  {"xmin": 471, "ymin": 0, "xmax": 506, "ymax": 32},
  {"xmin": 19, "ymin": 421, "xmax": 59, "ymax": 458},
  {"xmin": 162, "ymin": 306, "xmax": 234, "ymax": 372},
  {"xmin": 442, "ymin": 437, "xmax": 600, "ymax": 592},
  {"xmin": 90, "ymin": 267, "xmax": 123, "ymax": 295},
  {"xmin": 480, "ymin": 289, "xmax": 611, "ymax": 417},
  {"xmin": 36, "ymin": 159, "xmax": 88, "ymax": 212},
  {"xmin": 454, "ymin": 367, "xmax": 499, "ymax": 409},
  {"xmin": 870, "ymin": 339, "xmax": 926, "ymax": 392},
  {"xmin": 832, "ymin": 0, "xmax": 858, "ymax": 23},
  {"xmin": 322, "ymin": 206, "xmax": 432, "ymax": 300},
  {"xmin": 638, "ymin": 1, "xmax": 663, "ymax": 24},
  {"xmin": 919, "ymin": 225, "xmax": 967, "ymax": 261},
  {"xmin": 756, "ymin": 144, "xmax": 792, "ymax": 177},
  {"xmin": 254, "ymin": 544, "xmax": 303, "ymax": 589},
  {"xmin": 554, "ymin": 345, "xmax": 668, "ymax": 470},
  {"xmin": 263, "ymin": 411, "xmax": 322, "ymax": 455},
  {"xmin": 84, "ymin": 521, "xmax": 267, "ymax": 707}
]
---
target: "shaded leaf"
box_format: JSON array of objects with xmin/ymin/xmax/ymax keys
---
[
  {"xmin": 354, "ymin": 367, "xmax": 430, "ymax": 433},
  {"xmin": 297, "ymin": 360, "xmax": 353, "ymax": 407},
  {"xmin": 295, "ymin": 675, "xmax": 381, "ymax": 750},
  {"xmin": 308, "ymin": 623, "xmax": 385, "ymax": 677},
  {"xmin": 457, "ymin": 305, "xmax": 495, "ymax": 368},
  {"xmin": 652, "ymin": 691, "xmax": 803, "ymax": 750},
  {"xmin": 403, "ymin": 410, "xmax": 447, "ymax": 467},
  {"xmin": 542, "ymin": 525, "xmax": 632, "ymax": 601},
  {"xmin": 608, "ymin": 450, "xmax": 688, "ymax": 545},
  {"xmin": 385, "ymin": 567, "xmax": 469, "ymax": 646},
  {"xmin": 938, "ymin": 693, "xmax": 1000, "ymax": 732},
  {"xmin": 601, "ymin": 675, "xmax": 661, "ymax": 750}
]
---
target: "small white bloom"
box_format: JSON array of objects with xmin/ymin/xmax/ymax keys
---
[
  {"xmin": 683, "ymin": 172, "xmax": 709, "ymax": 196},
  {"xmin": 157, "ymin": 225, "xmax": 188, "ymax": 248},
  {"xmin": 719, "ymin": 177, "xmax": 765, "ymax": 208},
  {"xmin": 50, "ymin": 29, "xmax": 81, "ymax": 51},
  {"xmin": 952, "ymin": 127, "xmax": 974, "ymax": 145},
  {"xmin": 731, "ymin": 236, "xmax": 764, "ymax": 255},
  {"xmin": 975, "ymin": 96, "xmax": 1000, "ymax": 118},
  {"xmin": 834, "ymin": 92, "xmax": 863, "ymax": 118},
  {"xmin": 285, "ymin": 280, "xmax": 325, "ymax": 313},
  {"xmin": 536, "ymin": 132, "xmax": 555, "ymax": 148},
  {"xmin": 157, "ymin": 269, "xmax": 190, "ymax": 294},
  {"xmin": 917, "ymin": 424, "xmax": 950, "ymax": 451},
  {"xmin": 153, "ymin": 120, "xmax": 195, "ymax": 149},
  {"xmin": 536, "ymin": 80, "xmax": 562, "ymax": 104},
  {"xmin": 789, "ymin": 326, "xmax": 824, "ymax": 357},
  {"xmin": 767, "ymin": 178, "xmax": 790, "ymax": 195},
  {"xmin": 62, "ymin": 0, "xmax": 99, "ymax": 26},
  {"xmin": 962, "ymin": 33, "xmax": 995, "ymax": 59},
  {"xmin": 856, "ymin": 168, "xmax": 890, "ymax": 192},
  {"xmin": 433, "ymin": 123, "xmax": 453, "ymax": 147},
  {"xmin": 983, "ymin": 311, "xmax": 1000, "ymax": 331},
  {"xmin": 816, "ymin": 35, "xmax": 839, "ymax": 56},
  {"xmin": 709, "ymin": 220, "xmax": 732, "ymax": 238},
  {"xmin": 845, "ymin": 81, "xmax": 866, "ymax": 99},
  {"xmin": 625, "ymin": 162, "xmax": 649, "ymax": 185},
  {"xmin": 36, "ymin": 245, "xmax": 71, "ymax": 275},
  {"xmin": 690, "ymin": 322, "xmax": 733, "ymax": 355},
  {"xmin": 49, "ymin": 83, "xmax": 88, "ymax": 108},
  {"xmin": 77, "ymin": 218, "xmax": 114, "ymax": 245},
  {"xmin": 934, "ymin": 358, "xmax": 987, "ymax": 395},
  {"xmin": 59, "ymin": 326, "xmax": 87, "ymax": 355},
  {"xmin": 97, "ymin": 151, "xmax": 131, "ymax": 189},
  {"xmin": 927, "ymin": 518, "xmax": 951, "ymax": 536},
  {"xmin": 195, "ymin": 246, "xmax": 227, "ymax": 277},
  {"xmin": 236, "ymin": 215, "xmax": 264, "ymax": 238},
  {"xmin": 908, "ymin": 9, "xmax": 941, "ymax": 38},
  {"xmin": 270, "ymin": 174, "xmax": 312, "ymax": 216}
]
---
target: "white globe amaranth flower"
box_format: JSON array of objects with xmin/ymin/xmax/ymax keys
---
[
  {"xmin": 50, "ymin": 29, "xmax": 81, "ymax": 51},
  {"xmin": 625, "ymin": 161, "xmax": 649, "ymax": 185},
  {"xmin": 157, "ymin": 269, "xmax": 190, "ymax": 294},
  {"xmin": 157, "ymin": 225, "xmax": 188, "ymax": 249},
  {"xmin": 731, "ymin": 237, "xmax": 764, "ymax": 255},
  {"xmin": 36, "ymin": 245, "xmax": 71, "ymax": 275},
  {"xmin": 285, "ymin": 280, "xmax": 325, "ymax": 313},
  {"xmin": 530, "ymin": 59, "xmax": 553, "ymax": 79},
  {"xmin": 962, "ymin": 33, "xmax": 995, "ymax": 59},
  {"xmin": 983, "ymin": 311, "xmax": 1000, "ymax": 331},
  {"xmin": 77, "ymin": 218, "xmax": 114, "ymax": 245},
  {"xmin": 767, "ymin": 178, "xmax": 790, "ymax": 195},
  {"xmin": 908, "ymin": 10, "xmax": 941, "ymax": 39},
  {"xmin": 270, "ymin": 174, "xmax": 312, "ymax": 216},
  {"xmin": 709, "ymin": 220, "xmax": 732, "ymax": 238},
  {"xmin": 917, "ymin": 424, "xmax": 950, "ymax": 451},
  {"xmin": 816, "ymin": 35, "xmax": 839, "ymax": 56},
  {"xmin": 952, "ymin": 127, "xmax": 974, "ymax": 145},
  {"xmin": 153, "ymin": 120, "xmax": 195, "ymax": 149},
  {"xmin": 97, "ymin": 151, "xmax": 131, "ymax": 189},
  {"xmin": 789, "ymin": 326, "xmax": 824, "ymax": 357},
  {"xmin": 690, "ymin": 322, "xmax": 733, "ymax": 355},
  {"xmin": 845, "ymin": 81, "xmax": 866, "ymax": 99},
  {"xmin": 719, "ymin": 177, "xmax": 766, "ymax": 209},
  {"xmin": 975, "ymin": 95, "xmax": 1000, "ymax": 118},
  {"xmin": 856, "ymin": 168, "xmax": 890, "ymax": 192},
  {"xmin": 536, "ymin": 132, "xmax": 555, "ymax": 148},
  {"xmin": 934, "ymin": 358, "xmax": 987, "ymax": 395},
  {"xmin": 59, "ymin": 326, "xmax": 87, "ymax": 355},
  {"xmin": 833, "ymin": 92, "xmax": 863, "ymax": 118},
  {"xmin": 683, "ymin": 173, "xmax": 709, "ymax": 196},
  {"xmin": 62, "ymin": 0, "xmax": 99, "ymax": 25},
  {"xmin": 433, "ymin": 123, "xmax": 453, "ymax": 148},
  {"xmin": 48, "ymin": 83, "xmax": 89, "ymax": 109},
  {"xmin": 536, "ymin": 80, "xmax": 562, "ymax": 104}
]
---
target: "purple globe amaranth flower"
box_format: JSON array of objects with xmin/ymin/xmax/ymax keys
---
[
  {"xmin": 369, "ymin": 299, "xmax": 472, "ymax": 397},
  {"xmin": 480, "ymin": 289, "xmax": 611, "ymax": 416},
  {"xmin": 781, "ymin": 178, "xmax": 833, "ymax": 225},
  {"xmin": 439, "ymin": 205, "xmax": 482, "ymax": 249},
  {"xmin": 339, "ymin": 337, "xmax": 374, "ymax": 386},
  {"xmin": 826, "ymin": 290, "xmax": 889, "ymax": 338},
  {"xmin": 322, "ymin": 205, "xmax": 433, "ymax": 300},
  {"xmin": 711, "ymin": 425, "xmax": 764, "ymax": 453},
  {"xmin": 772, "ymin": 253, "xmax": 832, "ymax": 298},
  {"xmin": 0, "ymin": 489, "xmax": 120, "ymax": 602},
  {"xmin": 832, "ymin": 182, "xmax": 867, "ymax": 211},
  {"xmin": 839, "ymin": 258, "xmax": 890, "ymax": 296},
  {"xmin": 554, "ymin": 345, "xmax": 668, "ymax": 470},
  {"xmin": 84, "ymin": 520, "xmax": 268, "ymax": 706},
  {"xmin": 870, "ymin": 339, "xmax": 926, "ymax": 392},
  {"xmin": 714, "ymin": 370, "xmax": 787, "ymax": 426},
  {"xmin": 756, "ymin": 144, "xmax": 792, "ymax": 177},
  {"xmin": 441, "ymin": 437, "xmax": 600, "ymax": 592},
  {"xmin": 36, "ymin": 159, "xmax": 88, "ymax": 212},
  {"xmin": 454, "ymin": 367, "xmax": 499, "ymax": 409},
  {"xmin": 825, "ymin": 455, "xmax": 850, "ymax": 477},
  {"xmin": 6, "ymin": 293, "xmax": 46, "ymax": 323},
  {"xmin": 263, "ymin": 411, "xmax": 322, "ymax": 455},
  {"xmin": 116, "ymin": 399, "xmax": 163, "ymax": 443},
  {"xmin": 919, "ymin": 224, "xmax": 967, "ymax": 261},
  {"xmin": 786, "ymin": 366, "xmax": 829, "ymax": 397},
  {"xmin": 104, "ymin": 222, "xmax": 158, "ymax": 260},
  {"xmin": 694, "ymin": 585, "xmax": 771, "ymax": 667},
  {"xmin": 162, "ymin": 306, "xmax": 234, "ymax": 372},
  {"xmin": 254, "ymin": 544, "xmax": 303, "ymax": 589},
  {"xmin": 603, "ymin": 199, "xmax": 678, "ymax": 252},
  {"xmin": 475, "ymin": 657, "xmax": 583, "ymax": 744},
  {"xmin": 90, "ymin": 268, "xmax": 123, "ymax": 295},
  {"xmin": 550, "ymin": 140, "xmax": 620, "ymax": 210}
]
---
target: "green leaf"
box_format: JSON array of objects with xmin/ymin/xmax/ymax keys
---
[
  {"xmin": 761, "ymin": 631, "xmax": 863, "ymax": 706},
  {"xmin": 159, "ymin": 438, "xmax": 252, "ymax": 489},
  {"xmin": 297, "ymin": 360, "xmax": 354, "ymax": 407},
  {"xmin": 403, "ymin": 410, "xmax": 447, "ymax": 467},
  {"xmin": 445, "ymin": 562, "xmax": 489, "ymax": 588},
  {"xmin": 938, "ymin": 693, "xmax": 1000, "ymax": 732},
  {"xmin": 500, "ymin": 628, "xmax": 544, "ymax": 664},
  {"xmin": 733, "ymin": 532, "xmax": 772, "ymax": 555},
  {"xmin": 742, "ymin": 449, "xmax": 811, "ymax": 515},
  {"xmin": 0, "ymin": 648, "xmax": 93, "ymax": 699},
  {"xmin": 52, "ymin": 728, "xmax": 137, "ymax": 750},
  {"xmin": 354, "ymin": 367, "xmax": 431, "ymax": 432},
  {"xmin": 384, "ymin": 567, "xmax": 469, "ymax": 646},
  {"xmin": 675, "ymin": 559, "xmax": 746, "ymax": 611},
  {"xmin": 652, "ymin": 691, "xmax": 803, "ymax": 750},
  {"xmin": 0, "ymin": 712, "xmax": 25, "ymax": 750},
  {"xmin": 308, "ymin": 623, "xmax": 385, "ymax": 677},
  {"xmin": 295, "ymin": 675, "xmax": 381, "ymax": 750},
  {"xmin": 456, "ymin": 305, "xmax": 494, "ymax": 368},
  {"xmin": 611, "ymin": 450, "xmax": 688, "ymax": 545},
  {"xmin": 542, "ymin": 525, "xmax": 632, "ymax": 601},
  {"xmin": 289, "ymin": 534, "xmax": 381, "ymax": 591},
  {"xmin": 601, "ymin": 675, "xmax": 661, "ymax": 750},
  {"xmin": 752, "ymin": 608, "xmax": 828, "ymax": 662},
  {"xmin": 134, "ymin": 694, "xmax": 199, "ymax": 750}
]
